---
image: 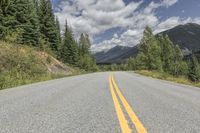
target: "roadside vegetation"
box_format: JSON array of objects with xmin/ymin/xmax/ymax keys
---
[
  {"xmin": 0, "ymin": 0, "xmax": 98, "ymax": 89},
  {"xmin": 0, "ymin": 41, "xmax": 74, "ymax": 89},
  {"xmin": 136, "ymin": 70, "xmax": 200, "ymax": 88},
  {"xmin": 100, "ymin": 26, "xmax": 200, "ymax": 87}
]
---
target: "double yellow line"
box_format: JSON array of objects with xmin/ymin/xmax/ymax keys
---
[{"xmin": 109, "ymin": 74, "xmax": 147, "ymax": 133}]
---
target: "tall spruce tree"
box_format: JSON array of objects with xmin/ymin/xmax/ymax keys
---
[
  {"xmin": 17, "ymin": 0, "xmax": 40, "ymax": 46},
  {"xmin": 158, "ymin": 34, "xmax": 174, "ymax": 72},
  {"xmin": 60, "ymin": 21, "xmax": 78, "ymax": 65},
  {"xmin": 126, "ymin": 57, "xmax": 137, "ymax": 70},
  {"xmin": 79, "ymin": 33, "xmax": 91, "ymax": 56},
  {"xmin": 55, "ymin": 17, "xmax": 62, "ymax": 56},
  {"xmin": 39, "ymin": 0, "xmax": 58, "ymax": 51},
  {"xmin": 0, "ymin": 2, "xmax": 3, "ymax": 38},
  {"xmin": 55, "ymin": 17, "xmax": 61, "ymax": 46},
  {"xmin": 188, "ymin": 55, "xmax": 200, "ymax": 82},
  {"xmin": 137, "ymin": 26, "xmax": 162, "ymax": 70},
  {"xmin": 170, "ymin": 45, "xmax": 186, "ymax": 76},
  {"xmin": 0, "ymin": 0, "xmax": 40, "ymax": 46},
  {"xmin": 78, "ymin": 33, "xmax": 98, "ymax": 71}
]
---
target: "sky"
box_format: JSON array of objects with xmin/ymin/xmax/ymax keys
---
[{"xmin": 53, "ymin": 0, "xmax": 200, "ymax": 52}]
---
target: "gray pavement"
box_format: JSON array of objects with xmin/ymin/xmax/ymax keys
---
[{"xmin": 0, "ymin": 72, "xmax": 200, "ymax": 133}]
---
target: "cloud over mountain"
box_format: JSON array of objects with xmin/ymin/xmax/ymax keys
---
[{"xmin": 54, "ymin": 0, "xmax": 200, "ymax": 52}]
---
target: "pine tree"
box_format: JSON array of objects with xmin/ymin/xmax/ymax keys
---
[
  {"xmin": 157, "ymin": 34, "xmax": 174, "ymax": 72},
  {"xmin": 188, "ymin": 55, "xmax": 200, "ymax": 82},
  {"xmin": 85, "ymin": 34, "xmax": 91, "ymax": 51},
  {"xmin": 72, "ymin": 41, "xmax": 79, "ymax": 65},
  {"xmin": 0, "ymin": 2, "xmax": 3, "ymax": 38},
  {"xmin": 60, "ymin": 21, "xmax": 78, "ymax": 65},
  {"xmin": 33, "ymin": 0, "xmax": 39, "ymax": 13},
  {"xmin": 78, "ymin": 33, "xmax": 98, "ymax": 71},
  {"xmin": 39, "ymin": 0, "xmax": 58, "ymax": 51},
  {"xmin": 127, "ymin": 57, "xmax": 137, "ymax": 70},
  {"xmin": 0, "ymin": 0, "xmax": 18, "ymax": 40},
  {"xmin": 137, "ymin": 26, "xmax": 162, "ymax": 70},
  {"xmin": 0, "ymin": 0, "xmax": 40, "ymax": 46},
  {"xmin": 0, "ymin": 0, "xmax": 10, "ymax": 16},
  {"xmin": 55, "ymin": 17, "xmax": 62, "ymax": 55},
  {"xmin": 79, "ymin": 33, "xmax": 90, "ymax": 56},
  {"xmin": 55, "ymin": 17, "xmax": 61, "ymax": 46},
  {"xmin": 169, "ymin": 45, "xmax": 188, "ymax": 76},
  {"xmin": 18, "ymin": 0, "xmax": 40, "ymax": 46}
]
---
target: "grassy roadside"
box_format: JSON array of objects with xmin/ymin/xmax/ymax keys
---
[
  {"xmin": 0, "ymin": 73, "xmax": 65, "ymax": 90},
  {"xmin": 0, "ymin": 68, "xmax": 95, "ymax": 90},
  {"xmin": 0, "ymin": 67, "xmax": 89, "ymax": 90},
  {"xmin": 0, "ymin": 41, "xmax": 79, "ymax": 90},
  {"xmin": 135, "ymin": 70, "xmax": 200, "ymax": 88}
]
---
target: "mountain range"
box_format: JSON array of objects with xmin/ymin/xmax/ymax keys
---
[
  {"xmin": 94, "ymin": 46, "xmax": 138, "ymax": 64},
  {"xmin": 94, "ymin": 23, "xmax": 200, "ymax": 64}
]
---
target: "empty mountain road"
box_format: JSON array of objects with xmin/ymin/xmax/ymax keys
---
[{"xmin": 1, "ymin": 72, "xmax": 200, "ymax": 133}]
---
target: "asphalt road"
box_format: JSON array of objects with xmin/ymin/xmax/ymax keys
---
[{"xmin": 0, "ymin": 72, "xmax": 200, "ymax": 133}]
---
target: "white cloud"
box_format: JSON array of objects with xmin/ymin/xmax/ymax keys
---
[
  {"xmin": 54, "ymin": 0, "xmax": 199, "ymax": 52},
  {"xmin": 155, "ymin": 17, "xmax": 200, "ymax": 33},
  {"xmin": 154, "ymin": 17, "xmax": 181, "ymax": 33},
  {"xmin": 55, "ymin": 0, "xmax": 142, "ymax": 38},
  {"xmin": 92, "ymin": 29, "xmax": 143, "ymax": 52},
  {"xmin": 162, "ymin": 0, "xmax": 178, "ymax": 7}
]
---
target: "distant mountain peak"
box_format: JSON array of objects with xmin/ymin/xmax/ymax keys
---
[{"xmin": 94, "ymin": 23, "xmax": 200, "ymax": 64}]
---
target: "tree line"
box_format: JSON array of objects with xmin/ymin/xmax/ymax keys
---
[
  {"xmin": 106, "ymin": 26, "xmax": 200, "ymax": 82},
  {"xmin": 0, "ymin": 0, "xmax": 97, "ymax": 71}
]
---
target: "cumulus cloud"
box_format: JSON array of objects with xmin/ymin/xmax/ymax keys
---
[
  {"xmin": 162, "ymin": 0, "xmax": 178, "ymax": 7},
  {"xmin": 155, "ymin": 17, "xmax": 200, "ymax": 33},
  {"xmin": 54, "ymin": 0, "xmax": 199, "ymax": 52},
  {"xmin": 55, "ymin": 0, "xmax": 142, "ymax": 37}
]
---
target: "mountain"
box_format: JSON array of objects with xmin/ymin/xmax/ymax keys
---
[
  {"xmin": 159, "ymin": 23, "xmax": 200, "ymax": 52},
  {"xmin": 94, "ymin": 23, "xmax": 200, "ymax": 64},
  {"xmin": 94, "ymin": 45, "xmax": 138, "ymax": 64},
  {"xmin": 185, "ymin": 50, "xmax": 200, "ymax": 63}
]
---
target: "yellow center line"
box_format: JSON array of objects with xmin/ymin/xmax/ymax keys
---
[
  {"xmin": 111, "ymin": 74, "xmax": 148, "ymax": 133},
  {"xmin": 108, "ymin": 75, "xmax": 132, "ymax": 133}
]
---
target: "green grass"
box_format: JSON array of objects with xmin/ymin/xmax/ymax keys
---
[
  {"xmin": 0, "ymin": 41, "xmax": 74, "ymax": 90},
  {"xmin": 135, "ymin": 70, "xmax": 200, "ymax": 88}
]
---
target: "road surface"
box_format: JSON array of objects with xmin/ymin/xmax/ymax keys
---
[{"xmin": 0, "ymin": 72, "xmax": 200, "ymax": 133}]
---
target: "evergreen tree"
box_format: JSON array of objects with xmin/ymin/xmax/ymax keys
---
[
  {"xmin": 79, "ymin": 33, "xmax": 90, "ymax": 56},
  {"xmin": 60, "ymin": 21, "xmax": 78, "ymax": 65},
  {"xmin": 137, "ymin": 26, "xmax": 162, "ymax": 70},
  {"xmin": 39, "ymin": 0, "xmax": 58, "ymax": 51},
  {"xmin": 0, "ymin": 0, "xmax": 16, "ymax": 40},
  {"xmin": 71, "ymin": 40, "xmax": 79, "ymax": 65},
  {"xmin": 55, "ymin": 17, "xmax": 61, "ymax": 46},
  {"xmin": 188, "ymin": 55, "xmax": 200, "ymax": 82},
  {"xmin": 127, "ymin": 57, "xmax": 137, "ymax": 70},
  {"xmin": 18, "ymin": 0, "xmax": 40, "ymax": 46},
  {"xmin": 55, "ymin": 17, "xmax": 62, "ymax": 55},
  {"xmin": 169, "ymin": 45, "xmax": 188, "ymax": 76},
  {"xmin": 33, "ymin": 0, "xmax": 39, "ymax": 14},
  {"xmin": 78, "ymin": 33, "xmax": 98, "ymax": 71},
  {"xmin": 0, "ymin": 2, "xmax": 3, "ymax": 38},
  {"xmin": 0, "ymin": 0, "xmax": 10, "ymax": 14},
  {"xmin": 0, "ymin": 0, "xmax": 40, "ymax": 46},
  {"xmin": 158, "ymin": 34, "xmax": 174, "ymax": 72}
]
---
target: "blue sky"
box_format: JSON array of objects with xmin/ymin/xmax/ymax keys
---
[{"xmin": 53, "ymin": 0, "xmax": 200, "ymax": 52}]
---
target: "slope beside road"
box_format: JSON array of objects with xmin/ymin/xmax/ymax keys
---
[{"xmin": 0, "ymin": 72, "xmax": 200, "ymax": 133}]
